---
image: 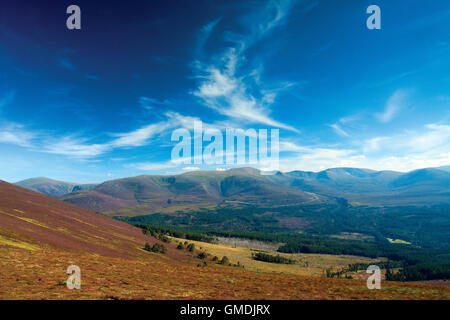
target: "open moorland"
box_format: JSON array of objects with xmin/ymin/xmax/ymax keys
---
[{"xmin": 1, "ymin": 180, "xmax": 449, "ymax": 300}]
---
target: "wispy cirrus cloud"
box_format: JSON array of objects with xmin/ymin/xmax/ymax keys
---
[
  {"xmin": 0, "ymin": 118, "xmax": 174, "ymax": 158},
  {"xmin": 193, "ymin": 0, "xmax": 300, "ymax": 133},
  {"xmin": 139, "ymin": 97, "xmax": 157, "ymax": 110},
  {"xmin": 376, "ymin": 89, "xmax": 410, "ymax": 123},
  {"xmin": 42, "ymin": 136, "xmax": 110, "ymax": 157},
  {"xmin": 329, "ymin": 123, "xmax": 349, "ymax": 137},
  {"xmin": 57, "ymin": 57, "xmax": 76, "ymax": 71},
  {"xmin": 0, "ymin": 107, "xmax": 212, "ymax": 159},
  {"xmin": 196, "ymin": 18, "xmax": 222, "ymax": 56},
  {"xmin": 138, "ymin": 97, "xmax": 173, "ymax": 111},
  {"xmin": 110, "ymin": 121, "xmax": 171, "ymax": 148},
  {"xmin": 328, "ymin": 113, "xmax": 362, "ymax": 138},
  {"xmin": 0, "ymin": 123, "xmax": 34, "ymax": 148}
]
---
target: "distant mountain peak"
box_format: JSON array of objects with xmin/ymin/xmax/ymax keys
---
[{"xmin": 14, "ymin": 177, "xmax": 97, "ymax": 197}]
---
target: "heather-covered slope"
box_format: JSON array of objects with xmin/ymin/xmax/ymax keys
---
[{"xmin": 0, "ymin": 180, "xmax": 178, "ymax": 259}]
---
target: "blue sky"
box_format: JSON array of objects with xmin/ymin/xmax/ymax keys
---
[{"xmin": 1, "ymin": 0, "xmax": 450, "ymax": 183}]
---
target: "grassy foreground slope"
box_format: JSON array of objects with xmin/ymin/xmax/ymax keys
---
[{"xmin": 0, "ymin": 181, "xmax": 449, "ymax": 300}]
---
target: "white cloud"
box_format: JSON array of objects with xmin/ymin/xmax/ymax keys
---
[
  {"xmin": 182, "ymin": 166, "xmax": 200, "ymax": 171},
  {"xmin": 139, "ymin": 97, "xmax": 157, "ymax": 110},
  {"xmin": 278, "ymin": 149, "xmax": 360, "ymax": 172},
  {"xmin": 0, "ymin": 117, "xmax": 175, "ymax": 158},
  {"xmin": 165, "ymin": 111, "xmax": 202, "ymax": 129},
  {"xmin": 363, "ymin": 137, "xmax": 388, "ymax": 153},
  {"xmin": 193, "ymin": 0, "xmax": 299, "ymax": 133},
  {"xmin": 42, "ymin": 136, "xmax": 110, "ymax": 157},
  {"xmin": 278, "ymin": 123, "xmax": 450, "ymax": 172},
  {"xmin": 279, "ymin": 141, "xmax": 309, "ymax": 152},
  {"xmin": 133, "ymin": 161, "xmax": 177, "ymax": 171},
  {"xmin": 138, "ymin": 97, "xmax": 172, "ymax": 111},
  {"xmin": 0, "ymin": 123, "xmax": 34, "ymax": 147},
  {"xmin": 407, "ymin": 123, "xmax": 450, "ymax": 152},
  {"xmin": 110, "ymin": 122, "xmax": 171, "ymax": 147},
  {"xmin": 196, "ymin": 68, "xmax": 237, "ymax": 98},
  {"xmin": 362, "ymin": 123, "xmax": 450, "ymax": 156},
  {"xmin": 328, "ymin": 113, "xmax": 364, "ymax": 138},
  {"xmin": 196, "ymin": 18, "xmax": 222, "ymax": 55},
  {"xmin": 376, "ymin": 90, "xmax": 409, "ymax": 123},
  {"xmin": 194, "ymin": 55, "xmax": 299, "ymax": 132},
  {"xmin": 329, "ymin": 123, "xmax": 349, "ymax": 137},
  {"xmin": 339, "ymin": 115, "xmax": 359, "ymax": 124}
]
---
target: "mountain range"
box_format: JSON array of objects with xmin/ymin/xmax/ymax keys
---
[
  {"xmin": 14, "ymin": 177, "xmax": 97, "ymax": 198},
  {"xmin": 14, "ymin": 166, "xmax": 450, "ymax": 217}
]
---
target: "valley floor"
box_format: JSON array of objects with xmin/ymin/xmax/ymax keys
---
[{"xmin": 172, "ymin": 236, "xmax": 386, "ymax": 278}]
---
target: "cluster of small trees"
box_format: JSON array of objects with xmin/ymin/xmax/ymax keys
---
[
  {"xmin": 252, "ymin": 252, "xmax": 296, "ymax": 264},
  {"xmin": 197, "ymin": 252, "xmax": 208, "ymax": 259},
  {"xmin": 144, "ymin": 242, "xmax": 167, "ymax": 254},
  {"xmin": 220, "ymin": 256, "xmax": 230, "ymax": 265},
  {"xmin": 136, "ymin": 224, "xmax": 215, "ymax": 243},
  {"xmin": 176, "ymin": 241, "xmax": 197, "ymax": 253},
  {"xmin": 325, "ymin": 268, "xmax": 353, "ymax": 279},
  {"xmin": 385, "ymin": 263, "xmax": 450, "ymax": 281},
  {"xmin": 207, "ymin": 255, "xmax": 233, "ymax": 266},
  {"xmin": 142, "ymin": 227, "xmax": 171, "ymax": 243},
  {"xmin": 324, "ymin": 261, "xmax": 403, "ymax": 279}
]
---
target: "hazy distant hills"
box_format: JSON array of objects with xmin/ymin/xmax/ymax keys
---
[
  {"xmin": 15, "ymin": 166, "xmax": 450, "ymax": 216},
  {"xmin": 14, "ymin": 177, "xmax": 97, "ymax": 197},
  {"xmin": 283, "ymin": 167, "xmax": 450, "ymax": 206},
  {"xmin": 437, "ymin": 165, "xmax": 450, "ymax": 172}
]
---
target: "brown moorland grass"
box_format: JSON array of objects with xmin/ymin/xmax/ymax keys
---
[
  {"xmin": 0, "ymin": 180, "xmax": 449, "ymax": 300},
  {"xmin": 1, "ymin": 247, "xmax": 449, "ymax": 300}
]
